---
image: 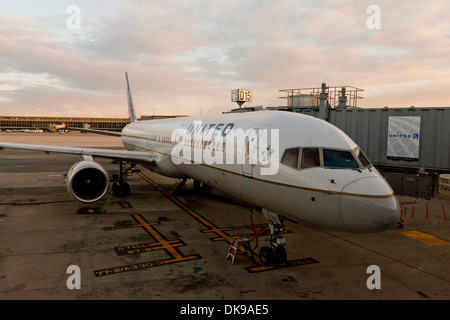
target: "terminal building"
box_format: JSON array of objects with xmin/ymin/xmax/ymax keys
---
[{"xmin": 0, "ymin": 115, "xmax": 188, "ymax": 132}]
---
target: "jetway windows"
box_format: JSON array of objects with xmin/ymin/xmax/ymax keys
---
[
  {"xmin": 281, "ymin": 148, "xmax": 299, "ymax": 169},
  {"xmin": 323, "ymin": 149, "xmax": 359, "ymax": 168},
  {"xmin": 301, "ymin": 148, "xmax": 320, "ymax": 169}
]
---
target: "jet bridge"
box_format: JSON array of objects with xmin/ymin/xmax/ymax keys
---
[{"xmin": 276, "ymin": 84, "xmax": 450, "ymax": 198}]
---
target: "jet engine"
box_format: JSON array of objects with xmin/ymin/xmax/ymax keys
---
[{"xmin": 66, "ymin": 161, "xmax": 110, "ymax": 203}]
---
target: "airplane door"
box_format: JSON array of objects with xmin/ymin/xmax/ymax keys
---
[{"xmin": 241, "ymin": 129, "xmax": 259, "ymax": 177}]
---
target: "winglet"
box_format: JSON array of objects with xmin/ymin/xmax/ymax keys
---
[{"xmin": 125, "ymin": 72, "xmax": 137, "ymax": 122}]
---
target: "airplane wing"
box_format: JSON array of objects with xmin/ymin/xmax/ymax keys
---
[
  {"xmin": 0, "ymin": 142, "xmax": 157, "ymax": 166},
  {"xmin": 63, "ymin": 127, "xmax": 122, "ymax": 137}
]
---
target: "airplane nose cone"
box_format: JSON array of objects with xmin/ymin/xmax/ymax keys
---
[{"xmin": 340, "ymin": 177, "xmax": 401, "ymax": 232}]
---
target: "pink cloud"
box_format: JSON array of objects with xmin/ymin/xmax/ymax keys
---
[{"xmin": 0, "ymin": 1, "xmax": 449, "ymax": 117}]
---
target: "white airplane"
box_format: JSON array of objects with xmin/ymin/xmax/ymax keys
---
[{"xmin": 0, "ymin": 73, "xmax": 401, "ymax": 266}]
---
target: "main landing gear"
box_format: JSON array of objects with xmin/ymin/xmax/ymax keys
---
[
  {"xmin": 173, "ymin": 178, "xmax": 212, "ymax": 195},
  {"xmin": 111, "ymin": 161, "xmax": 139, "ymax": 197}
]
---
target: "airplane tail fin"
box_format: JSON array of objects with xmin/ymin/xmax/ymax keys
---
[{"xmin": 125, "ymin": 72, "xmax": 137, "ymax": 123}]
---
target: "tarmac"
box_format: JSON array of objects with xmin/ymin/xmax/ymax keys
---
[{"xmin": 0, "ymin": 132, "xmax": 448, "ymax": 300}]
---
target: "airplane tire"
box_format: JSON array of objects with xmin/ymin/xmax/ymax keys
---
[
  {"xmin": 274, "ymin": 245, "xmax": 287, "ymax": 265},
  {"xmin": 259, "ymin": 246, "xmax": 275, "ymax": 266},
  {"xmin": 112, "ymin": 182, "xmax": 120, "ymax": 197},
  {"xmin": 123, "ymin": 182, "xmax": 131, "ymax": 196},
  {"xmin": 193, "ymin": 179, "xmax": 201, "ymax": 189}
]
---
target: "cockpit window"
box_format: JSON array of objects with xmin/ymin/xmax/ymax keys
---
[
  {"xmin": 355, "ymin": 148, "xmax": 372, "ymax": 167},
  {"xmin": 281, "ymin": 148, "xmax": 299, "ymax": 169},
  {"xmin": 301, "ymin": 148, "xmax": 320, "ymax": 168},
  {"xmin": 323, "ymin": 149, "xmax": 359, "ymax": 168}
]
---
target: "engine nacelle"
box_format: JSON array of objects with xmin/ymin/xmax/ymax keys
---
[{"xmin": 66, "ymin": 161, "xmax": 110, "ymax": 203}]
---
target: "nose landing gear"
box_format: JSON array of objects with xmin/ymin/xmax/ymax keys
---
[
  {"xmin": 227, "ymin": 206, "xmax": 288, "ymax": 267},
  {"xmin": 259, "ymin": 219, "xmax": 288, "ymax": 267}
]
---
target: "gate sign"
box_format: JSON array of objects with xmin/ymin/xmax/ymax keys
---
[
  {"xmin": 231, "ymin": 89, "xmax": 252, "ymax": 103},
  {"xmin": 387, "ymin": 116, "xmax": 421, "ymax": 161}
]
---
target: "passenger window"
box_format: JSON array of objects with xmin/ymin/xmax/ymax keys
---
[
  {"xmin": 323, "ymin": 149, "xmax": 359, "ymax": 168},
  {"xmin": 301, "ymin": 148, "xmax": 320, "ymax": 168},
  {"xmin": 281, "ymin": 148, "xmax": 299, "ymax": 169}
]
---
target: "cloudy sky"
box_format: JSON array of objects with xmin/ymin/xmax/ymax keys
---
[{"xmin": 0, "ymin": 0, "xmax": 449, "ymax": 118}]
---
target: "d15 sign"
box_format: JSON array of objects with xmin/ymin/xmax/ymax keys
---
[{"xmin": 231, "ymin": 89, "xmax": 252, "ymax": 102}]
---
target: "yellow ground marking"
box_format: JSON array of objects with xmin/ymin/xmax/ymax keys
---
[
  {"xmin": 400, "ymin": 231, "xmax": 449, "ymax": 246},
  {"xmin": 133, "ymin": 169, "xmax": 269, "ymax": 267},
  {"xmin": 95, "ymin": 213, "xmax": 201, "ymax": 276},
  {"xmin": 132, "ymin": 214, "xmax": 198, "ymax": 263}
]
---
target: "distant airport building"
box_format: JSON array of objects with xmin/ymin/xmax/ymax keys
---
[{"xmin": 0, "ymin": 115, "xmax": 189, "ymax": 131}]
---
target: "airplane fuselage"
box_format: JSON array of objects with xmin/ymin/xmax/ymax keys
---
[{"xmin": 121, "ymin": 111, "xmax": 401, "ymax": 233}]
